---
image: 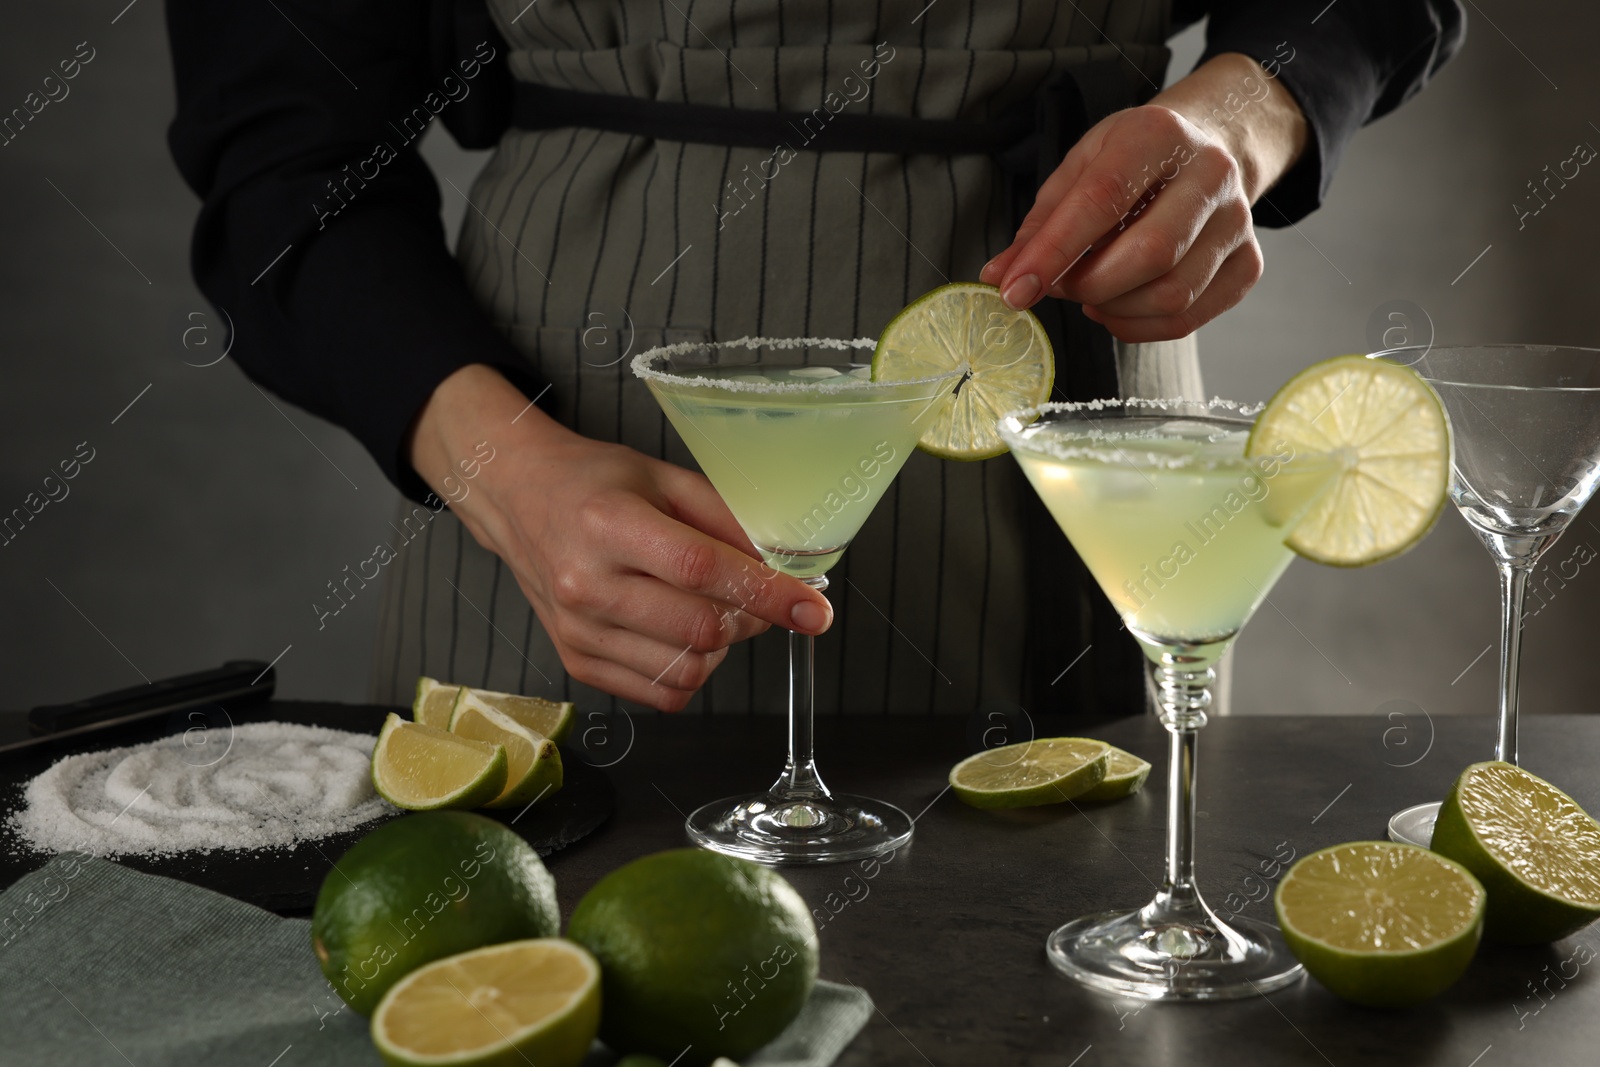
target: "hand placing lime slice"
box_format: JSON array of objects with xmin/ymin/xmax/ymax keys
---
[
  {"xmin": 1077, "ymin": 745, "xmax": 1152, "ymax": 801},
  {"xmin": 412, "ymin": 677, "xmax": 462, "ymax": 730},
  {"xmin": 449, "ymin": 693, "xmax": 564, "ymax": 809},
  {"xmin": 1430, "ymin": 761, "xmax": 1600, "ymax": 944},
  {"xmin": 371, "ymin": 713, "xmax": 508, "ymax": 811},
  {"xmin": 949, "ymin": 737, "xmax": 1108, "ymax": 809},
  {"xmin": 1275, "ymin": 841, "xmax": 1484, "ymax": 1007},
  {"xmin": 371, "ymin": 939, "xmax": 600, "ymax": 1067},
  {"xmin": 451, "ymin": 685, "xmax": 575, "ymax": 744},
  {"xmin": 873, "ymin": 282, "xmax": 1054, "ymax": 460},
  {"xmin": 1246, "ymin": 353, "xmax": 1451, "ymax": 566}
]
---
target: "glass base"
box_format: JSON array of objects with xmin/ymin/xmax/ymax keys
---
[
  {"xmin": 1387, "ymin": 801, "xmax": 1440, "ymax": 847},
  {"xmin": 686, "ymin": 791, "xmax": 913, "ymax": 864},
  {"xmin": 1046, "ymin": 906, "xmax": 1304, "ymax": 1001}
]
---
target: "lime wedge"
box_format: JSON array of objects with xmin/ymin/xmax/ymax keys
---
[
  {"xmin": 450, "ymin": 693, "xmax": 563, "ymax": 809},
  {"xmin": 412, "ymin": 677, "xmax": 462, "ymax": 730},
  {"xmin": 371, "ymin": 938, "xmax": 600, "ymax": 1067},
  {"xmin": 371, "ymin": 712, "xmax": 508, "ymax": 811},
  {"xmin": 949, "ymin": 737, "xmax": 1108, "ymax": 809},
  {"xmin": 1275, "ymin": 841, "xmax": 1484, "ymax": 1007},
  {"xmin": 1077, "ymin": 745, "xmax": 1152, "ymax": 801},
  {"xmin": 1246, "ymin": 353, "xmax": 1451, "ymax": 566},
  {"xmin": 1430, "ymin": 761, "xmax": 1600, "ymax": 944},
  {"xmin": 873, "ymin": 282, "xmax": 1054, "ymax": 460},
  {"xmin": 452, "ymin": 686, "xmax": 575, "ymax": 745}
]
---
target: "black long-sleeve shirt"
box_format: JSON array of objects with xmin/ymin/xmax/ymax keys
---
[{"xmin": 165, "ymin": 1, "xmax": 1464, "ymax": 504}]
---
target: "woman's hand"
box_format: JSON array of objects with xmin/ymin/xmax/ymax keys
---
[
  {"xmin": 981, "ymin": 53, "xmax": 1308, "ymax": 343},
  {"xmin": 409, "ymin": 364, "xmax": 833, "ymax": 711}
]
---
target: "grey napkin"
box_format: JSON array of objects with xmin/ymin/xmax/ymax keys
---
[{"xmin": 0, "ymin": 855, "xmax": 871, "ymax": 1067}]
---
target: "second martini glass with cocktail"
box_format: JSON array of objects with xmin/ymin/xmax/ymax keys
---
[
  {"xmin": 634, "ymin": 338, "xmax": 963, "ymax": 863},
  {"xmin": 1001, "ymin": 356, "xmax": 1450, "ymax": 1000}
]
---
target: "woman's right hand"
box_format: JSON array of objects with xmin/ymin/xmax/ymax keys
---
[{"xmin": 408, "ymin": 364, "xmax": 833, "ymax": 711}]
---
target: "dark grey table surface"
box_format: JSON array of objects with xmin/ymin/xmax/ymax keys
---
[{"xmin": 7, "ymin": 702, "xmax": 1598, "ymax": 1066}]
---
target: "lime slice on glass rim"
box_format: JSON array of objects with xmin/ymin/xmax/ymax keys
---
[
  {"xmin": 949, "ymin": 737, "xmax": 1109, "ymax": 809},
  {"xmin": 1246, "ymin": 353, "xmax": 1451, "ymax": 566},
  {"xmin": 371, "ymin": 712, "xmax": 509, "ymax": 811},
  {"xmin": 872, "ymin": 282, "xmax": 1054, "ymax": 460},
  {"xmin": 1274, "ymin": 841, "xmax": 1485, "ymax": 1007},
  {"xmin": 1077, "ymin": 745, "xmax": 1152, "ymax": 802},
  {"xmin": 1430, "ymin": 761, "xmax": 1600, "ymax": 944},
  {"xmin": 449, "ymin": 693, "xmax": 564, "ymax": 810},
  {"xmin": 370, "ymin": 938, "xmax": 601, "ymax": 1067}
]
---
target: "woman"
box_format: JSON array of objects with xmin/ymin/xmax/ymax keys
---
[{"xmin": 166, "ymin": 0, "xmax": 1462, "ymax": 719}]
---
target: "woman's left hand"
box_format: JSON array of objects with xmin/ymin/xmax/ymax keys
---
[{"xmin": 981, "ymin": 53, "xmax": 1308, "ymax": 343}]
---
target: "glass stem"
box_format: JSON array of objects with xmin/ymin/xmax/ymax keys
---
[
  {"xmin": 771, "ymin": 578, "xmax": 831, "ymax": 800},
  {"xmin": 1494, "ymin": 561, "xmax": 1530, "ymax": 765},
  {"xmin": 1149, "ymin": 653, "xmax": 1213, "ymax": 912}
]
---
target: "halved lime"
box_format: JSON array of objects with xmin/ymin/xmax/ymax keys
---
[
  {"xmin": 412, "ymin": 677, "xmax": 462, "ymax": 730},
  {"xmin": 449, "ymin": 693, "xmax": 563, "ymax": 809},
  {"xmin": 1077, "ymin": 745, "xmax": 1152, "ymax": 802},
  {"xmin": 1275, "ymin": 841, "xmax": 1484, "ymax": 1007},
  {"xmin": 949, "ymin": 737, "xmax": 1109, "ymax": 809},
  {"xmin": 452, "ymin": 686, "xmax": 575, "ymax": 744},
  {"xmin": 370, "ymin": 938, "xmax": 600, "ymax": 1067},
  {"xmin": 1430, "ymin": 761, "xmax": 1600, "ymax": 944},
  {"xmin": 371, "ymin": 713, "xmax": 508, "ymax": 811},
  {"xmin": 1246, "ymin": 354, "xmax": 1451, "ymax": 566},
  {"xmin": 873, "ymin": 282, "xmax": 1054, "ymax": 460}
]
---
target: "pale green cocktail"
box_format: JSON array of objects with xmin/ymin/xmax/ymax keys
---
[
  {"xmin": 1010, "ymin": 418, "xmax": 1342, "ymax": 650},
  {"xmin": 646, "ymin": 364, "xmax": 945, "ymax": 580}
]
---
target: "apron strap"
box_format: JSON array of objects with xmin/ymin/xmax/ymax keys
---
[{"xmin": 510, "ymin": 81, "xmax": 1036, "ymax": 155}]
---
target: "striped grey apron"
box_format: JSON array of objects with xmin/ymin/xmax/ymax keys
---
[{"xmin": 370, "ymin": 0, "xmax": 1208, "ymax": 718}]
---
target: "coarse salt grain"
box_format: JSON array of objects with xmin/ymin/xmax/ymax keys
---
[{"xmin": 8, "ymin": 721, "xmax": 394, "ymax": 857}]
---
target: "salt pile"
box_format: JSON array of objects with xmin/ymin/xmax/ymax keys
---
[{"xmin": 8, "ymin": 721, "xmax": 394, "ymax": 857}]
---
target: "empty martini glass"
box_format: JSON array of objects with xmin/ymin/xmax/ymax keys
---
[
  {"xmin": 1001, "ymin": 399, "xmax": 1346, "ymax": 1000},
  {"xmin": 1382, "ymin": 345, "xmax": 1600, "ymax": 847},
  {"xmin": 633, "ymin": 338, "xmax": 963, "ymax": 863}
]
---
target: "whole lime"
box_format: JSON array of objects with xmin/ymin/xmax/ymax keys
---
[
  {"xmin": 311, "ymin": 811, "xmax": 558, "ymax": 1015},
  {"xmin": 568, "ymin": 849, "xmax": 818, "ymax": 1064}
]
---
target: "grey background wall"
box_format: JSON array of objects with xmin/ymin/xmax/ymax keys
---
[{"xmin": 1, "ymin": 3, "xmax": 1594, "ymax": 725}]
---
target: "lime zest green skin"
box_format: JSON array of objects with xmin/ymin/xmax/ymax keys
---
[
  {"xmin": 1275, "ymin": 841, "xmax": 1484, "ymax": 1008},
  {"xmin": 482, "ymin": 737, "xmax": 564, "ymax": 810},
  {"xmin": 949, "ymin": 739, "xmax": 1109, "ymax": 810},
  {"xmin": 1431, "ymin": 761, "xmax": 1600, "ymax": 945},
  {"xmin": 311, "ymin": 812, "xmax": 559, "ymax": 1017},
  {"xmin": 567, "ymin": 849, "xmax": 818, "ymax": 1066}
]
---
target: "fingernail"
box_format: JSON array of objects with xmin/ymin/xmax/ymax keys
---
[
  {"xmin": 979, "ymin": 258, "xmax": 1002, "ymax": 285},
  {"xmin": 790, "ymin": 599, "xmax": 831, "ymax": 633},
  {"xmin": 1002, "ymin": 274, "xmax": 1041, "ymax": 310}
]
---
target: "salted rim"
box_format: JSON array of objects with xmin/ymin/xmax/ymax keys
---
[
  {"xmin": 630, "ymin": 335, "xmax": 963, "ymax": 394},
  {"xmin": 994, "ymin": 397, "xmax": 1331, "ymax": 470}
]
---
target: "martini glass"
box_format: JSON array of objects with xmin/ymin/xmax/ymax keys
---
[
  {"xmin": 633, "ymin": 337, "xmax": 963, "ymax": 863},
  {"xmin": 1000, "ymin": 399, "xmax": 1344, "ymax": 1000},
  {"xmin": 1381, "ymin": 345, "xmax": 1600, "ymax": 847}
]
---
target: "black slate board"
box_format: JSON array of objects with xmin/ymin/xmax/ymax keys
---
[{"xmin": 0, "ymin": 701, "xmax": 613, "ymax": 915}]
